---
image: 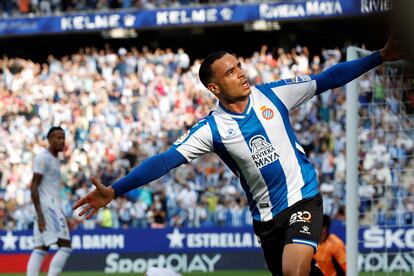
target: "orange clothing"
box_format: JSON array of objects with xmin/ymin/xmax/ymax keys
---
[
  {"xmin": 19, "ymin": 0, "xmax": 30, "ymax": 13},
  {"xmin": 313, "ymin": 234, "xmax": 346, "ymax": 276}
]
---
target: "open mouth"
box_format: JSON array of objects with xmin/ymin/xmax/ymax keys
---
[{"xmin": 242, "ymin": 80, "xmax": 250, "ymax": 89}]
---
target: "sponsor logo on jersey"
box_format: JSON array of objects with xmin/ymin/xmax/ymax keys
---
[
  {"xmin": 300, "ymin": 226, "xmax": 311, "ymax": 235},
  {"xmin": 289, "ymin": 211, "xmax": 312, "ymax": 225},
  {"xmin": 249, "ymin": 135, "xmax": 279, "ymax": 169},
  {"xmin": 225, "ymin": 128, "xmax": 236, "ymax": 139}
]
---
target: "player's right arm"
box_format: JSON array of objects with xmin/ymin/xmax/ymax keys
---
[
  {"xmin": 73, "ymin": 148, "xmax": 187, "ymax": 219},
  {"xmin": 73, "ymin": 120, "xmax": 213, "ymax": 219},
  {"xmin": 31, "ymin": 156, "xmax": 46, "ymax": 232}
]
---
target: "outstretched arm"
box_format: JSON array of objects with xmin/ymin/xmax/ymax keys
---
[
  {"xmin": 73, "ymin": 148, "xmax": 187, "ymax": 219},
  {"xmin": 112, "ymin": 148, "xmax": 187, "ymax": 196},
  {"xmin": 314, "ymin": 51, "xmax": 382, "ymax": 94},
  {"xmin": 314, "ymin": 34, "xmax": 402, "ymax": 94}
]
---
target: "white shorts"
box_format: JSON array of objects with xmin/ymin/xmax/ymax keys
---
[{"xmin": 33, "ymin": 204, "xmax": 70, "ymax": 247}]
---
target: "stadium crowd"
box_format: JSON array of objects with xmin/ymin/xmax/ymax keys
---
[{"xmin": 0, "ymin": 44, "xmax": 413, "ymax": 231}]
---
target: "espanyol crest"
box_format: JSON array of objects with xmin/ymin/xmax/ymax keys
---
[{"xmin": 260, "ymin": 105, "xmax": 274, "ymax": 120}]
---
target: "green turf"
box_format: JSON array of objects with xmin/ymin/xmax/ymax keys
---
[{"xmin": 1, "ymin": 272, "xmax": 413, "ymax": 276}]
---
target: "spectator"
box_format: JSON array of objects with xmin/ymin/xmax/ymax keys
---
[
  {"xmin": 97, "ymin": 206, "xmax": 113, "ymax": 228},
  {"xmin": 313, "ymin": 215, "xmax": 346, "ymax": 276}
]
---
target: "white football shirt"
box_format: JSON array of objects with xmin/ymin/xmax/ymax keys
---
[
  {"xmin": 172, "ymin": 76, "xmax": 319, "ymax": 222},
  {"xmin": 32, "ymin": 149, "xmax": 62, "ymax": 207}
]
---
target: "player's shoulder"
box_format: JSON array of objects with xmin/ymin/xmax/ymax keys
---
[
  {"xmin": 190, "ymin": 117, "xmax": 211, "ymax": 134},
  {"xmin": 190, "ymin": 117, "xmax": 211, "ymax": 131},
  {"xmin": 34, "ymin": 149, "xmax": 51, "ymax": 161},
  {"xmin": 205, "ymin": 106, "xmax": 233, "ymax": 122},
  {"xmin": 207, "ymin": 105, "xmax": 222, "ymax": 117},
  {"xmin": 173, "ymin": 117, "xmax": 211, "ymax": 146},
  {"xmin": 260, "ymin": 75, "xmax": 314, "ymax": 89}
]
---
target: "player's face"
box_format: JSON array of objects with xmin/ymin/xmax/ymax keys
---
[
  {"xmin": 208, "ymin": 54, "xmax": 251, "ymax": 101},
  {"xmin": 48, "ymin": 130, "xmax": 65, "ymax": 152}
]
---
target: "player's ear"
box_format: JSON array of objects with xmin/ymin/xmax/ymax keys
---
[{"xmin": 208, "ymin": 83, "xmax": 220, "ymax": 96}]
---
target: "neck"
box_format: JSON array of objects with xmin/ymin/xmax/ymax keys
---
[
  {"xmin": 48, "ymin": 148, "xmax": 58, "ymax": 157},
  {"xmin": 220, "ymin": 96, "xmax": 249, "ymax": 114}
]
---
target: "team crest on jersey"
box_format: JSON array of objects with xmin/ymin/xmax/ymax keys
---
[
  {"xmin": 249, "ymin": 135, "xmax": 280, "ymax": 169},
  {"xmin": 260, "ymin": 106, "xmax": 274, "ymax": 120},
  {"xmin": 173, "ymin": 130, "xmax": 190, "ymax": 145}
]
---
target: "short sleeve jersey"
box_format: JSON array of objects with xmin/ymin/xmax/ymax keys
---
[{"xmin": 32, "ymin": 149, "xmax": 62, "ymax": 206}]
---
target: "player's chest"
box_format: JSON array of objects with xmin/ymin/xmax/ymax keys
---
[
  {"xmin": 217, "ymin": 105, "xmax": 284, "ymax": 142},
  {"xmin": 215, "ymin": 110, "xmax": 287, "ymax": 162},
  {"xmin": 46, "ymin": 160, "xmax": 61, "ymax": 178}
]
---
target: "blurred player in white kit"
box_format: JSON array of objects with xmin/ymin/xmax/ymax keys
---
[{"xmin": 26, "ymin": 126, "xmax": 72, "ymax": 276}]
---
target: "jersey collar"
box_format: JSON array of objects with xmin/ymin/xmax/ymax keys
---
[{"xmin": 218, "ymin": 95, "xmax": 252, "ymax": 119}]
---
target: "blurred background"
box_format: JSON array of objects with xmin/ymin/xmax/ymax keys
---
[{"xmin": 0, "ymin": 0, "xmax": 413, "ymax": 274}]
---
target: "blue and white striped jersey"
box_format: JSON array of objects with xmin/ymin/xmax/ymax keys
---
[
  {"xmin": 172, "ymin": 76, "xmax": 319, "ymax": 222},
  {"xmin": 112, "ymin": 52, "xmax": 382, "ymax": 220}
]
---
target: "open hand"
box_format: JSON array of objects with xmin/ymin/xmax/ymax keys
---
[
  {"xmin": 72, "ymin": 177, "xmax": 115, "ymax": 219},
  {"xmin": 380, "ymin": 32, "xmax": 404, "ymax": 62}
]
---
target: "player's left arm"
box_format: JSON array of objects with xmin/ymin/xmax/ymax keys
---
[{"xmin": 314, "ymin": 34, "xmax": 403, "ymax": 94}]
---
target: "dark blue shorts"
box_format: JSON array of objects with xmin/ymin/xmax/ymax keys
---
[{"xmin": 253, "ymin": 194, "xmax": 323, "ymax": 275}]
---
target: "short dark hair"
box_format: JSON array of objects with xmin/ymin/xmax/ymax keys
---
[
  {"xmin": 322, "ymin": 214, "xmax": 331, "ymax": 229},
  {"xmin": 199, "ymin": 51, "xmax": 228, "ymax": 88},
  {"xmin": 47, "ymin": 126, "xmax": 64, "ymax": 139}
]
